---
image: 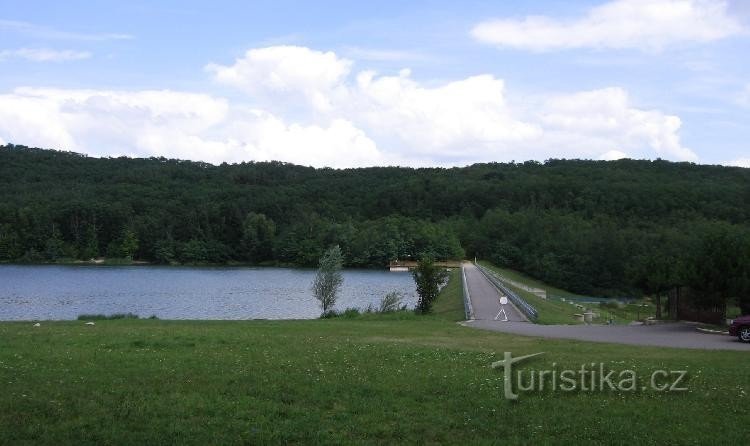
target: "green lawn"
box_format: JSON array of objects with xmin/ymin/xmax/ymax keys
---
[{"xmin": 1, "ymin": 276, "xmax": 747, "ymax": 444}]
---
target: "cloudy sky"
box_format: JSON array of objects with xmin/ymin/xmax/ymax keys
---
[{"xmin": 0, "ymin": 0, "xmax": 748, "ymax": 167}]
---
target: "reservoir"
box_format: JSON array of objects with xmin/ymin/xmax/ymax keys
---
[{"xmin": 0, "ymin": 265, "xmax": 417, "ymax": 321}]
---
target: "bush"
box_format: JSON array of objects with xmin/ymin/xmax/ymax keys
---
[
  {"xmin": 341, "ymin": 308, "xmax": 361, "ymax": 318},
  {"xmin": 319, "ymin": 310, "xmax": 340, "ymax": 319},
  {"xmin": 379, "ymin": 292, "xmax": 403, "ymax": 313}
]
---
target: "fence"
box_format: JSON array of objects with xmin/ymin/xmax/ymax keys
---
[
  {"xmin": 461, "ymin": 264, "xmax": 474, "ymax": 320},
  {"xmin": 475, "ymin": 263, "xmax": 539, "ymax": 321}
]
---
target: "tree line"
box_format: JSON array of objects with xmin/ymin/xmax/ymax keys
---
[{"xmin": 1, "ymin": 144, "xmax": 748, "ymax": 312}]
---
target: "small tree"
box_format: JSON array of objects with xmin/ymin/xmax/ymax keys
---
[
  {"xmin": 412, "ymin": 256, "xmax": 448, "ymax": 314},
  {"xmin": 312, "ymin": 245, "xmax": 344, "ymax": 315}
]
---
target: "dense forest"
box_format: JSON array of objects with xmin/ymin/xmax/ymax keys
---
[{"xmin": 1, "ymin": 144, "xmax": 749, "ymax": 310}]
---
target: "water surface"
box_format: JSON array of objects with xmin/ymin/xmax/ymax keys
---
[{"xmin": 0, "ymin": 265, "xmax": 417, "ymax": 320}]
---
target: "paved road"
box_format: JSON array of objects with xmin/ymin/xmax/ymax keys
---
[
  {"xmin": 461, "ymin": 262, "xmax": 749, "ymax": 351},
  {"xmin": 463, "ymin": 319, "xmax": 750, "ymax": 351},
  {"xmin": 463, "ymin": 262, "xmax": 526, "ymax": 322}
]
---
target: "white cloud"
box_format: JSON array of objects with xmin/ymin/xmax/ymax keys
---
[
  {"xmin": 538, "ymin": 88, "xmax": 697, "ymax": 161},
  {"xmin": 599, "ymin": 150, "xmax": 629, "ymax": 160},
  {"xmin": 728, "ymin": 158, "xmax": 750, "ymax": 168},
  {"xmin": 206, "ymin": 47, "xmax": 695, "ymax": 164},
  {"xmin": 0, "ymin": 45, "xmax": 698, "ymax": 167},
  {"xmin": 472, "ymin": 0, "xmax": 743, "ymax": 51},
  {"xmin": 0, "ymin": 87, "xmax": 382, "ymax": 167},
  {"xmin": 349, "ymin": 71, "xmax": 541, "ymax": 157},
  {"xmin": 0, "ymin": 48, "xmax": 91, "ymax": 62},
  {"xmin": 223, "ymin": 111, "xmax": 382, "ymax": 166},
  {"xmin": 206, "ymin": 46, "xmax": 352, "ymax": 112}
]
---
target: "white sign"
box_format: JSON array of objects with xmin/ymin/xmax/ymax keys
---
[{"xmin": 495, "ymin": 295, "xmax": 509, "ymax": 322}]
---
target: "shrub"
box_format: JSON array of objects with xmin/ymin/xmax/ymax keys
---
[
  {"xmin": 379, "ymin": 291, "xmax": 403, "ymax": 313},
  {"xmin": 341, "ymin": 308, "xmax": 361, "ymax": 318}
]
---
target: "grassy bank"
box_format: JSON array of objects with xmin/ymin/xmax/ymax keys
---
[
  {"xmin": 2, "ymin": 291, "xmax": 748, "ymax": 445},
  {"xmin": 431, "ymin": 268, "xmax": 466, "ymax": 321}
]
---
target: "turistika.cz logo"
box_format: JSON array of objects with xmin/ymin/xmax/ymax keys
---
[{"xmin": 491, "ymin": 352, "xmax": 688, "ymax": 400}]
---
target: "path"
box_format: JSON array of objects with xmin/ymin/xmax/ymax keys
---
[{"xmin": 463, "ymin": 262, "xmax": 527, "ymax": 322}]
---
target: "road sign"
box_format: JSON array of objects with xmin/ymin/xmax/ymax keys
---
[{"xmin": 495, "ymin": 295, "xmax": 509, "ymax": 321}]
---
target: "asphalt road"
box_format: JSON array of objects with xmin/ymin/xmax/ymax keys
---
[
  {"xmin": 463, "ymin": 320, "xmax": 750, "ymax": 351},
  {"xmin": 463, "ymin": 262, "xmax": 527, "ymax": 322},
  {"xmin": 461, "ymin": 263, "xmax": 749, "ymax": 351}
]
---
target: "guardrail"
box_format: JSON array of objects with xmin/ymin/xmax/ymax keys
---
[
  {"xmin": 475, "ymin": 263, "xmax": 538, "ymax": 321},
  {"xmin": 461, "ymin": 264, "xmax": 474, "ymax": 320}
]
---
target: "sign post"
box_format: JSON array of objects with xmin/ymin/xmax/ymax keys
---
[{"xmin": 495, "ymin": 295, "xmax": 509, "ymax": 321}]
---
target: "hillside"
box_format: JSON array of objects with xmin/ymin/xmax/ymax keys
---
[{"xmin": 1, "ymin": 144, "xmax": 749, "ymax": 302}]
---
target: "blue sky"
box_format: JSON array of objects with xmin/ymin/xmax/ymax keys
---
[{"xmin": 0, "ymin": 0, "xmax": 748, "ymax": 167}]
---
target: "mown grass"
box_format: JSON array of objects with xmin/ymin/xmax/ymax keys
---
[
  {"xmin": 3, "ymin": 318, "xmax": 747, "ymax": 445},
  {"xmin": 1, "ymin": 274, "xmax": 747, "ymax": 445}
]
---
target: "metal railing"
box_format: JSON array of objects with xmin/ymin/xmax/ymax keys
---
[
  {"xmin": 475, "ymin": 263, "xmax": 538, "ymax": 321},
  {"xmin": 461, "ymin": 264, "xmax": 474, "ymax": 320}
]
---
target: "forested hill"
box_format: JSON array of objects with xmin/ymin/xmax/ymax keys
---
[{"xmin": 1, "ymin": 144, "xmax": 749, "ymax": 300}]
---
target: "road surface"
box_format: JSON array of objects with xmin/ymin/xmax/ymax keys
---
[
  {"xmin": 463, "ymin": 262, "xmax": 527, "ymax": 322},
  {"xmin": 460, "ymin": 263, "xmax": 749, "ymax": 351},
  {"xmin": 463, "ymin": 319, "xmax": 750, "ymax": 351}
]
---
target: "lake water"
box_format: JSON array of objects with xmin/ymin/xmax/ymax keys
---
[{"xmin": 0, "ymin": 265, "xmax": 417, "ymax": 321}]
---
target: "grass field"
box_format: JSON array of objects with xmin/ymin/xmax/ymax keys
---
[{"xmin": 1, "ymin": 274, "xmax": 747, "ymax": 444}]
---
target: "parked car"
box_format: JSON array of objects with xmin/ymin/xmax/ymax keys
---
[{"xmin": 729, "ymin": 315, "xmax": 750, "ymax": 343}]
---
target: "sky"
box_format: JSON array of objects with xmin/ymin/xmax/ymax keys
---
[{"xmin": 0, "ymin": 0, "xmax": 748, "ymax": 168}]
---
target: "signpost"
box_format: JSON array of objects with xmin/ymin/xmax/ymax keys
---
[{"xmin": 495, "ymin": 295, "xmax": 509, "ymax": 321}]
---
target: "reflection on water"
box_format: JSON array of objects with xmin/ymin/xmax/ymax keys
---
[{"xmin": 0, "ymin": 265, "xmax": 417, "ymax": 321}]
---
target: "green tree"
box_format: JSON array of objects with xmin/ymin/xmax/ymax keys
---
[
  {"xmin": 178, "ymin": 239, "xmax": 208, "ymax": 263},
  {"xmin": 44, "ymin": 225, "xmax": 67, "ymax": 261},
  {"xmin": 312, "ymin": 245, "xmax": 344, "ymax": 315},
  {"xmin": 241, "ymin": 212, "xmax": 276, "ymax": 263},
  {"xmin": 153, "ymin": 238, "xmax": 176, "ymax": 264},
  {"xmin": 0, "ymin": 225, "xmax": 21, "ymax": 260},
  {"xmin": 412, "ymin": 257, "xmax": 448, "ymax": 314},
  {"xmin": 682, "ymin": 224, "xmax": 749, "ymax": 311},
  {"xmin": 120, "ymin": 228, "xmax": 139, "ymax": 260},
  {"xmin": 78, "ymin": 224, "xmax": 99, "ymax": 260},
  {"xmin": 632, "ymin": 252, "xmax": 678, "ymax": 319}
]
